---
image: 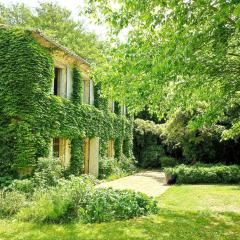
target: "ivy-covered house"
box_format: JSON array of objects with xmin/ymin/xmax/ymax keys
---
[{"xmin": 0, "ymin": 25, "xmax": 133, "ymax": 177}]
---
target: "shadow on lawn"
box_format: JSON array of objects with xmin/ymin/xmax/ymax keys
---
[{"xmin": 1, "ymin": 210, "xmax": 240, "ymax": 240}]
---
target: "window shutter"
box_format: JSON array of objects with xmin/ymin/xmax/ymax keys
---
[
  {"xmin": 90, "ymin": 79, "xmax": 94, "ymax": 105},
  {"xmin": 66, "ymin": 66, "xmax": 72, "ymax": 99}
]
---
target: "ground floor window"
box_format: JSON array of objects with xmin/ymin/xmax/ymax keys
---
[
  {"xmin": 51, "ymin": 138, "xmax": 71, "ymax": 169},
  {"xmin": 53, "ymin": 138, "xmax": 60, "ymax": 157}
]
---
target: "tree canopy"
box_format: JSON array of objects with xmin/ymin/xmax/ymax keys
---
[
  {"xmin": 0, "ymin": 2, "xmax": 105, "ymax": 63},
  {"xmin": 85, "ymin": 0, "xmax": 240, "ymax": 139}
]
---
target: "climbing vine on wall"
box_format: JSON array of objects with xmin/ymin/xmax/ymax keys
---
[{"xmin": 0, "ymin": 26, "xmax": 133, "ymax": 176}]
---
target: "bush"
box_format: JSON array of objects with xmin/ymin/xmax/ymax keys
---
[
  {"xmin": 0, "ymin": 175, "xmax": 13, "ymax": 188},
  {"xmin": 141, "ymin": 145, "xmax": 165, "ymax": 168},
  {"xmin": 161, "ymin": 156, "xmax": 178, "ymax": 168},
  {"xmin": 17, "ymin": 175, "xmax": 158, "ymax": 223},
  {"xmin": 8, "ymin": 179, "xmax": 35, "ymax": 194},
  {"xmin": 99, "ymin": 157, "xmax": 120, "ymax": 179},
  {"xmin": 78, "ymin": 188, "xmax": 158, "ymax": 223},
  {"xmin": 99, "ymin": 157, "xmax": 136, "ymax": 179},
  {"xmin": 33, "ymin": 157, "xmax": 63, "ymax": 188},
  {"xmin": 17, "ymin": 175, "xmax": 95, "ymax": 223},
  {"xmin": 164, "ymin": 164, "xmax": 240, "ymax": 184},
  {"xmin": 0, "ymin": 190, "xmax": 28, "ymax": 217}
]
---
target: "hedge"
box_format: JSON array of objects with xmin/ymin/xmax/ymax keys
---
[{"xmin": 164, "ymin": 164, "xmax": 240, "ymax": 184}]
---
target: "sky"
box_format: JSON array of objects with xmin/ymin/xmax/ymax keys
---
[{"xmin": 0, "ymin": 0, "xmax": 109, "ymax": 38}]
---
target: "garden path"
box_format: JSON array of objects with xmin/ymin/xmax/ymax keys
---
[{"xmin": 97, "ymin": 171, "xmax": 169, "ymax": 197}]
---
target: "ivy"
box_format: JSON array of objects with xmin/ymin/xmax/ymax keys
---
[
  {"xmin": 71, "ymin": 67, "xmax": 83, "ymax": 105},
  {"xmin": 0, "ymin": 27, "xmax": 133, "ymax": 176}
]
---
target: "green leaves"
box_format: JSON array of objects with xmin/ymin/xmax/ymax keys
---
[
  {"xmin": 87, "ymin": 0, "xmax": 240, "ymax": 139},
  {"xmin": 0, "ymin": 27, "xmax": 133, "ymax": 174}
]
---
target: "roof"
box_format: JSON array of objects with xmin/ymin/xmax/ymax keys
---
[
  {"xmin": 0, "ymin": 24, "xmax": 91, "ymax": 67},
  {"xmin": 32, "ymin": 29, "xmax": 91, "ymax": 67}
]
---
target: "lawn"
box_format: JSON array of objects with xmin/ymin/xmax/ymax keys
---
[{"xmin": 0, "ymin": 185, "xmax": 240, "ymax": 240}]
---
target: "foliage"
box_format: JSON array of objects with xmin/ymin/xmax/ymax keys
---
[
  {"xmin": 0, "ymin": 176, "xmax": 13, "ymax": 188},
  {"xmin": 0, "ymin": 190, "xmax": 28, "ymax": 217},
  {"xmin": 0, "ymin": 26, "xmax": 133, "ymax": 175},
  {"xmin": 17, "ymin": 176, "xmax": 158, "ymax": 223},
  {"xmin": 99, "ymin": 157, "xmax": 120, "ymax": 179},
  {"xmin": 8, "ymin": 179, "xmax": 35, "ymax": 194},
  {"xmin": 32, "ymin": 157, "xmax": 63, "ymax": 188},
  {"xmin": 78, "ymin": 188, "xmax": 158, "ymax": 223},
  {"xmin": 1, "ymin": 185, "xmax": 240, "ymax": 239},
  {"xmin": 141, "ymin": 145, "xmax": 165, "ymax": 168},
  {"xmin": 134, "ymin": 118, "xmax": 162, "ymax": 136},
  {"xmin": 160, "ymin": 109, "xmax": 225, "ymax": 164},
  {"xmin": 71, "ymin": 67, "xmax": 83, "ymax": 105},
  {"xmin": 160, "ymin": 156, "xmax": 178, "ymax": 168},
  {"xmin": 0, "ymin": 2, "xmax": 105, "ymax": 64},
  {"xmin": 99, "ymin": 156, "xmax": 136, "ymax": 179},
  {"xmin": 134, "ymin": 113, "xmax": 240, "ymax": 165},
  {"xmin": 85, "ymin": 0, "xmax": 240, "ymax": 140},
  {"xmin": 133, "ymin": 118, "xmax": 167, "ymax": 168},
  {"xmin": 164, "ymin": 164, "xmax": 240, "ymax": 184}
]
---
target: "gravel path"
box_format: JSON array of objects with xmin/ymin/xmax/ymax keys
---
[{"xmin": 97, "ymin": 171, "xmax": 169, "ymax": 197}]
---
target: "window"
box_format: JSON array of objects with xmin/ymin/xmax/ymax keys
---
[
  {"xmin": 52, "ymin": 138, "xmax": 71, "ymax": 168},
  {"xmin": 83, "ymin": 79, "xmax": 94, "ymax": 105},
  {"xmin": 53, "ymin": 66, "xmax": 68, "ymax": 98},
  {"xmin": 89, "ymin": 79, "xmax": 94, "ymax": 105},
  {"xmin": 53, "ymin": 138, "xmax": 60, "ymax": 158},
  {"xmin": 83, "ymin": 80, "xmax": 90, "ymax": 104},
  {"xmin": 54, "ymin": 68, "xmax": 61, "ymax": 96},
  {"xmin": 108, "ymin": 101, "xmax": 115, "ymax": 113}
]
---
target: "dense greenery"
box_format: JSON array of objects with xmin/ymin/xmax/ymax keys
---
[
  {"xmin": 134, "ymin": 116, "xmax": 240, "ymax": 167},
  {"xmin": 84, "ymin": 0, "xmax": 240, "ymax": 142},
  {"xmin": 99, "ymin": 156, "xmax": 136, "ymax": 179},
  {"xmin": 0, "ymin": 159, "xmax": 157, "ymax": 223},
  {"xmin": 165, "ymin": 164, "xmax": 240, "ymax": 184},
  {"xmin": 0, "ymin": 2, "xmax": 104, "ymax": 64},
  {"xmin": 0, "ymin": 26, "xmax": 133, "ymax": 175},
  {"xmin": 0, "ymin": 185, "xmax": 240, "ymax": 239}
]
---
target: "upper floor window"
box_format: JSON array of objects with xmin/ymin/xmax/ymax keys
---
[
  {"xmin": 108, "ymin": 100, "xmax": 115, "ymax": 113},
  {"xmin": 83, "ymin": 79, "xmax": 94, "ymax": 105},
  {"xmin": 53, "ymin": 65, "xmax": 72, "ymax": 99},
  {"xmin": 54, "ymin": 67, "xmax": 62, "ymax": 96}
]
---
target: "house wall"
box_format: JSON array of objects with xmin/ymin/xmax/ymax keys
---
[{"xmin": 0, "ymin": 27, "xmax": 133, "ymax": 177}]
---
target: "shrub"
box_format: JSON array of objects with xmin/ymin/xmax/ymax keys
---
[
  {"xmin": 120, "ymin": 155, "xmax": 136, "ymax": 173},
  {"xmin": 141, "ymin": 145, "xmax": 165, "ymax": 168},
  {"xmin": 0, "ymin": 175, "xmax": 13, "ymax": 188},
  {"xmin": 164, "ymin": 164, "xmax": 240, "ymax": 184},
  {"xmin": 0, "ymin": 190, "xmax": 27, "ymax": 217},
  {"xmin": 99, "ymin": 157, "xmax": 136, "ymax": 179},
  {"xmin": 99, "ymin": 157, "xmax": 120, "ymax": 179},
  {"xmin": 79, "ymin": 188, "xmax": 158, "ymax": 223},
  {"xmin": 161, "ymin": 156, "xmax": 178, "ymax": 168},
  {"xmin": 17, "ymin": 175, "xmax": 95, "ymax": 223},
  {"xmin": 33, "ymin": 157, "xmax": 63, "ymax": 188},
  {"xmin": 17, "ymin": 175, "xmax": 158, "ymax": 223},
  {"xmin": 8, "ymin": 179, "xmax": 35, "ymax": 194}
]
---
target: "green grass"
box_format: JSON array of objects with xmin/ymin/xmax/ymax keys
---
[{"xmin": 0, "ymin": 185, "xmax": 240, "ymax": 240}]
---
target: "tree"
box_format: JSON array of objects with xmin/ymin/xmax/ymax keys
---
[
  {"xmin": 85, "ymin": 0, "xmax": 240, "ymax": 139},
  {"xmin": 0, "ymin": 2, "xmax": 105, "ymax": 63}
]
